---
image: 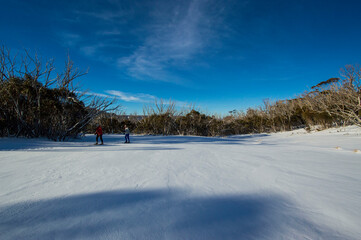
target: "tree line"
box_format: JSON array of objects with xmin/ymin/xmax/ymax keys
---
[
  {"xmin": 93, "ymin": 65, "xmax": 361, "ymax": 136},
  {"xmin": 1, "ymin": 46, "xmax": 360, "ymax": 139}
]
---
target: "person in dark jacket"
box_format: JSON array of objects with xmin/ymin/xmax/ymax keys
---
[
  {"xmin": 124, "ymin": 125, "xmax": 130, "ymax": 143},
  {"xmin": 95, "ymin": 125, "xmax": 103, "ymax": 145}
]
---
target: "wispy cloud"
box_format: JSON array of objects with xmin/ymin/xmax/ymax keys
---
[
  {"xmin": 105, "ymin": 90, "xmax": 156, "ymax": 102},
  {"xmin": 79, "ymin": 45, "xmax": 98, "ymax": 56},
  {"xmin": 73, "ymin": 6, "xmax": 128, "ymax": 23},
  {"xmin": 80, "ymin": 90, "xmax": 190, "ymax": 107},
  {"xmin": 118, "ymin": 0, "xmax": 213, "ymax": 84},
  {"xmin": 81, "ymin": 90, "xmax": 156, "ymax": 103},
  {"xmin": 59, "ymin": 32, "xmax": 82, "ymax": 47},
  {"xmin": 79, "ymin": 43, "xmax": 108, "ymax": 56},
  {"xmin": 57, "ymin": 0, "xmax": 219, "ymax": 85}
]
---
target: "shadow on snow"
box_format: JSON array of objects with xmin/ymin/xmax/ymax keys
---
[
  {"xmin": 0, "ymin": 134, "xmax": 272, "ymax": 151},
  {"xmin": 0, "ymin": 189, "xmax": 351, "ymax": 240}
]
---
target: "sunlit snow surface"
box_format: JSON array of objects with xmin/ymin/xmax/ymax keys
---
[{"xmin": 1, "ymin": 126, "xmax": 360, "ymax": 239}]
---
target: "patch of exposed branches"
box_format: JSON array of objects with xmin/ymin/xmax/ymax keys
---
[{"xmin": 0, "ymin": 46, "xmax": 119, "ymax": 140}]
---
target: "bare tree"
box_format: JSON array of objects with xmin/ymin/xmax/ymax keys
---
[
  {"xmin": 0, "ymin": 46, "xmax": 119, "ymax": 140},
  {"xmin": 304, "ymin": 65, "xmax": 361, "ymax": 126}
]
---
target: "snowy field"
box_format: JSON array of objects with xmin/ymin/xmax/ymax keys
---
[{"xmin": 1, "ymin": 126, "xmax": 361, "ymax": 240}]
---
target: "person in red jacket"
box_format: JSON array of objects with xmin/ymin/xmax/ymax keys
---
[{"xmin": 95, "ymin": 125, "xmax": 103, "ymax": 145}]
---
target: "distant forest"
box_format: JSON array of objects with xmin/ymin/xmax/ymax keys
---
[{"xmin": 1, "ymin": 46, "xmax": 361, "ymax": 140}]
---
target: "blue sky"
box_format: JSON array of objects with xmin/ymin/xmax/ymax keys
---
[{"xmin": 1, "ymin": 0, "xmax": 361, "ymax": 115}]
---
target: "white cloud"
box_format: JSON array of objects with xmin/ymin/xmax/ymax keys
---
[
  {"xmin": 58, "ymin": 0, "xmax": 218, "ymax": 85},
  {"xmin": 79, "ymin": 90, "xmax": 190, "ymax": 107},
  {"xmin": 105, "ymin": 90, "xmax": 156, "ymax": 102},
  {"xmin": 118, "ymin": 0, "xmax": 212, "ymax": 84},
  {"xmin": 78, "ymin": 91, "xmax": 110, "ymax": 98},
  {"xmin": 81, "ymin": 90, "xmax": 156, "ymax": 103}
]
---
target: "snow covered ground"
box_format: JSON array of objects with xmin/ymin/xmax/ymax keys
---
[{"xmin": 0, "ymin": 126, "xmax": 361, "ymax": 240}]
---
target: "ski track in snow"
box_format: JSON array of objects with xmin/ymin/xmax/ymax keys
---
[{"xmin": 0, "ymin": 126, "xmax": 361, "ymax": 239}]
